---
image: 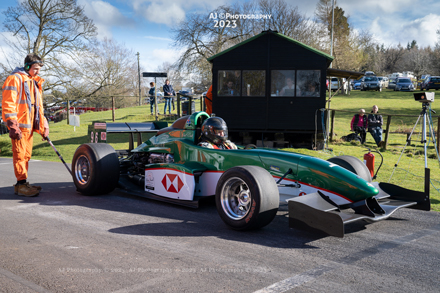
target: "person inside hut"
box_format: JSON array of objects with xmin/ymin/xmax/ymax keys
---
[
  {"xmin": 220, "ymin": 80, "xmax": 239, "ymax": 96},
  {"xmin": 279, "ymin": 76, "xmax": 300, "ymax": 96}
]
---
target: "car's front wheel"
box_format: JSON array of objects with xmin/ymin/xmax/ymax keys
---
[
  {"xmin": 327, "ymin": 155, "xmax": 372, "ymax": 182},
  {"xmin": 215, "ymin": 166, "xmax": 279, "ymax": 230},
  {"xmin": 72, "ymin": 143, "xmax": 120, "ymax": 195}
]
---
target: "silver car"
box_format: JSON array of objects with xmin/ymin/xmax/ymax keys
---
[
  {"xmin": 394, "ymin": 78, "xmax": 415, "ymax": 92},
  {"xmin": 361, "ymin": 76, "xmax": 382, "ymax": 92}
]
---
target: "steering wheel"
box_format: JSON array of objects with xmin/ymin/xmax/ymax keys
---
[{"xmin": 244, "ymin": 144, "xmax": 257, "ymax": 149}]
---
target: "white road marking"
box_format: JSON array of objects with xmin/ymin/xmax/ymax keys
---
[
  {"xmin": 253, "ymin": 263, "xmax": 338, "ymax": 293},
  {"xmin": 255, "ymin": 223, "xmax": 440, "ymax": 292}
]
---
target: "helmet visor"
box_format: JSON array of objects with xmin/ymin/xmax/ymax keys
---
[{"xmin": 213, "ymin": 128, "xmax": 228, "ymax": 138}]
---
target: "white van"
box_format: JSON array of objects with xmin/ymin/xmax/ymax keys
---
[{"xmin": 330, "ymin": 77, "xmax": 348, "ymax": 91}]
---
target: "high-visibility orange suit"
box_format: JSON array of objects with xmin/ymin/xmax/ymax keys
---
[
  {"xmin": 2, "ymin": 67, "xmax": 48, "ymax": 182},
  {"xmin": 205, "ymin": 85, "xmax": 213, "ymax": 116}
]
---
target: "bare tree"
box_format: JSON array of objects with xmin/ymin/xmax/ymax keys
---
[
  {"xmin": 70, "ymin": 38, "xmax": 139, "ymax": 108},
  {"xmin": 171, "ymin": 0, "xmax": 317, "ymax": 88},
  {"xmin": 403, "ymin": 47, "xmax": 432, "ymax": 79},
  {"xmin": 1, "ymin": 0, "xmax": 97, "ymax": 91},
  {"xmin": 155, "ymin": 62, "xmax": 183, "ymax": 91}
]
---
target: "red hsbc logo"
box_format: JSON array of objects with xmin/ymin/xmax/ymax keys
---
[{"xmin": 161, "ymin": 173, "xmax": 184, "ymax": 193}]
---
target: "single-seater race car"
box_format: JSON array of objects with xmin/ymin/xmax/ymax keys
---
[{"xmin": 72, "ymin": 111, "xmax": 430, "ymax": 237}]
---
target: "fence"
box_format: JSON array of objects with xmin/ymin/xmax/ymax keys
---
[{"xmin": 328, "ymin": 108, "xmax": 440, "ymax": 151}]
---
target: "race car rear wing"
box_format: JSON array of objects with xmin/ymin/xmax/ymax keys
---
[{"xmin": 89, "ymin": 121, "xmax": 168, "ymax": 151}]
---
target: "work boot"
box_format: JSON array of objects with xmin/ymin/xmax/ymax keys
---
[
  {"xmin": 14, "ymin": 183, "xmax": 42, "ymax": 194},
  {"xmin": 14, "ymin": 182, "xmax": 39, "ymax": 197}
]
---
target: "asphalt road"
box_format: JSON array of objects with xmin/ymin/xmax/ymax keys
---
[{"xmin": 0, "ymin": 156, "xmax": 439, "ymax": 293}]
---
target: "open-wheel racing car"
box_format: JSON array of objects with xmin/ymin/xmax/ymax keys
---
[{"xmin": 71, "ymin": 111, "xmax": 430, "ymax": 237}]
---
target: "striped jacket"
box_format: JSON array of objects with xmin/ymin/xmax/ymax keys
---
[{"xmin": 2, "ymin": 67, "xmax": 47, "ymax": 135}]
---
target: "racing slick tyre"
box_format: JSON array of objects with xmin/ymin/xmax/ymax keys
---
[
  {"xmin": 244, "ymin": 144, "xmax": 257, "ymax": 149},
  {"xmin": 327, "ymin": 155, "xmax": 372, "ymax": 182},
  {"xmin": 72, "ymin": 143, "xmax": 120, "ymax": 195},
  {"xmin": 215, "ymin": 166, "xmax": 279, "ymax": 230}
]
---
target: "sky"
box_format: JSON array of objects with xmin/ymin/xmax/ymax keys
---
[{"xmin": 1, "ymin": 0, "xmax": 440, "ymax": 74}]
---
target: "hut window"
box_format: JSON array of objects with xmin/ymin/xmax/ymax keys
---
[
  {"xmin": 218, "ymin": 70, "xmax": 241, "ymax": 96},
  {"xmin": 271, "ymin": 70, "xmax": 297, "ymax": 96},
  {"xmin": 297, "ymin": 70, "xmax": 320, "ymax": 97},
  {"xmin": 241, "ymin": 70, "xmax": 265, "ymax": 96}
]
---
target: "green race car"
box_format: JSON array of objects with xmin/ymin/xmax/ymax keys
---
[{"xmin": 72, "ymin": 111, "xmax": 430, "ymax": 237}]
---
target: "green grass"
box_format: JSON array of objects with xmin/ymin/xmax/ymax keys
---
[
  {"xmin": 285, "ymin": 88, "xmax": 440, "ymax": 211},
  {"xmin": 1, "ymin": 92, "xmax": 439, "ymax": 211}
]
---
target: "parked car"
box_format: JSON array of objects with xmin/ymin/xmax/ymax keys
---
[
  {"xmin": 377, "ymin": 76, "xmax": 388, "ymax": 88},
  {"xmin": 420, "ymin": 76, "xmax": 440, "ymax": 91},
  {"xmin": 365, "ymin": 71, "xmax": 375, "ymax": 76},
  {"xmin": 360, "ymin": 76, "xmax": 382, "ymax": 91},
  {"xmin": 0, "ymin": 116, "xmax": 9, "ymax": 135},
  {"xmin": 388, "ymin": 78, "xmax": 397, "ymax": 90},
  {"xmin": 351, "ymin": 78, "xmax": 363, "ymax": 90},
  {"xmin": 330, "ymin": 77, "xmax": 348, "ymax": 91},
  {"xmin": 418, "ymin": 75, "xmax": 430, "ymax": 89},
  {"xmin": 144, "ymin": 91, "xmax": 164, "ymax": 104},
  {"xmin": 394, "ymin": 77, "xmax": 415, "ymax": 91}
]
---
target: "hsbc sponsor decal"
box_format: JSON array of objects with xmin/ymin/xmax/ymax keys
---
[{"xmin": 161, "ymin": 173, "xmax": 184, "ymax": 193}]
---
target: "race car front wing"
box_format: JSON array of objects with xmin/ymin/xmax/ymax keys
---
[{"xmin": 287, "ymin": 182, "xmax": 430, "ymax": 238}]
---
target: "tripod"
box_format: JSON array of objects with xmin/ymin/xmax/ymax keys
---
[{"xmin": 390, "ymin": 102, "xmax": 438, "ymax": 195}]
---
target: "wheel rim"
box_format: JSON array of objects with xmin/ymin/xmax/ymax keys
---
[
  {"xmin": 75, "ymin": 155, "xmax": 91, "ymax": 185},
  {"xmin": 220, "ymin": 177, "xmax": 252, "ymax": 220}
]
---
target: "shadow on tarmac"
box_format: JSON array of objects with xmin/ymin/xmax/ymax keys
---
[{"xmin": 0, "ymin": 181, "xmax": 377, "ymax": 249}]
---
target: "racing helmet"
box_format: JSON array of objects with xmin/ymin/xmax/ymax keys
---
[{"xmin": 201, "ymin": 117, "xmax": 228, "ymax": 144}]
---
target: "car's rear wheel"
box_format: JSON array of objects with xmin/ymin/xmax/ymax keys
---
[
  {"xmin": 215, "ymin": 166, "xmax": 279, "ymax": 230},
  {"xmin": 72, "ymin": 143, "xmax": 120, "ymax": 195},
  {"xmin": 327, "ymin": 155, "xmax": 372, "ymax": 182}
]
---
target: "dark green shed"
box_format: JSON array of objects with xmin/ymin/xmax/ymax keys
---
[{"xmin": 207, "ymin": 30, "xmax": 336, "ymax": 147}]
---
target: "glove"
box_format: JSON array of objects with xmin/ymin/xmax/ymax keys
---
[{"xmin": 7, "ymin": 120, "xmax": 22, "ymax": 140}]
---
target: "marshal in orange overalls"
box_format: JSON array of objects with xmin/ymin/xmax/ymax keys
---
[{"xmin": 2, "ymin": 67, "xmax": 48, "ymax": 181}]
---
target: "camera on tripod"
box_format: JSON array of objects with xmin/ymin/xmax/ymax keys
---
[{"xmin": 414, "ymin": 92, "xmax": 434, "ymax": 103}]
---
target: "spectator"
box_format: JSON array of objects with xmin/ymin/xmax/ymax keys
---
[
  {"xmin": 302, "ymin": 80, "xmax": 319, "ymax": 97},
  {"xmin": 162, "ymin": 79, "xmax": 176, "ymax": 114},
  {"xmin": 368, "ymin": 105, "xmax": 384, "ymax": 147},
  {"xmin": 148, "ymin": 82, "xmax": 156, "ymax": 115},
  {"xmin": 220, "ymin": 80, "xmax": 239, "ymax": 96},
  {"xmin": 1, "ymin": 53, "xmax": 49, "ymax": 197},
  {"xmin": 279, "ymin": 76, "xmax": 300, "ymax": 96},
  {"xmin": 350, "ymin": 109, "xmax": 368, "ymax": 144}
]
